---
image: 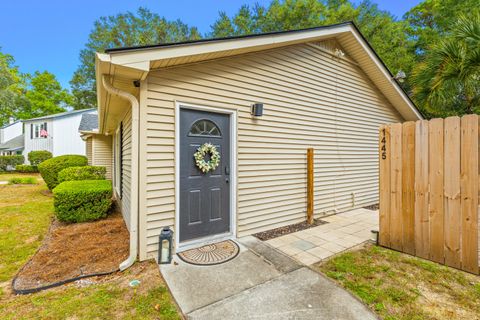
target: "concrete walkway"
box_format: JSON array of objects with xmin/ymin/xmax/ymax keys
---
[
  {"xmin": 160, "ymin": 235, "xmax": 376, "ymax": 320},
  {"xmin": 266, "ymin": 208, "xmax": 379, "ymax": 265}
]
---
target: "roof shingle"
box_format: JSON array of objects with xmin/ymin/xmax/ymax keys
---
[
  {"xmin": 78, "ymin": 113, "xmax": 99, "ymax": 132},
  {"xmin": 0, "ymin": 134, "xmax": 24, "ymax": 151}
]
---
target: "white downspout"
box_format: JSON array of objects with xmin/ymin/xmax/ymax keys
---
[{"xmin": 101, "ymin": 75, "xmax": 139, "ymax": 271}]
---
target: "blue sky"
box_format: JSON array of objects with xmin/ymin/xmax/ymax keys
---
[{"xmin": 0, "ymin": 0, "xmax": 422, "ymax": 89}]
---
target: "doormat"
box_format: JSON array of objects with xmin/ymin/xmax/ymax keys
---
[{"xmin": 177, "ymin": 240, "xmax": 240, "ymax": 266}]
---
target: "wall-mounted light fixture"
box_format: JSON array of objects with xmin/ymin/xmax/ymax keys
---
[
  {"xmin": 334, "ymin": 48, "xmax": 345, "ymax": 58},
  {"xmin": 251, "ymin": 103, "xmax": 263, "ymax": 117},
  {"xmin": 394, "ymin": 70, "xmax": 406, "ymax": 83}
]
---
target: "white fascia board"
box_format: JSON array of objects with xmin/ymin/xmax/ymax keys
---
[
  {"xmin": 122, "ymin": 61, "xmax": 150, "ymax": 72},
  {"xmin": 79, "ymin": 129, "xmax": 99, "ymax": 134}
]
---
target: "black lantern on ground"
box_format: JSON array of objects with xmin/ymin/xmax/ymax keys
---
[
  {"xmin": 251, "ymin": 103, "xmax": 263, "ymax": 116},
  {"xmin": 371, "ymin": 230, "xmax": 379, "ymax": 245},
  {"xmin": 158, "ymin": 227, "xmax": 173, "ymax": 264}
]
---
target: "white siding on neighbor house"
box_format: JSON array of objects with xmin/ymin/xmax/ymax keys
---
[
  {"xmin": 52, "ymin": 113, "xmax": 89, "ymax": 156},
  {"xmin": 0, "ymin": 121, "xmax": 23, "ymax": 144},
  {"xmin": 115, "ymin": 110, "xmax": 132, "ymax": 230},
  {"xmin": 23, "ymin": 120, "xmax": 54, "ymax": 161},
  {"xmin": 140, "ymin": 42, "xmax": 404, "ymax": 258},
  {"xmin": 24, "ymin": 111, "xmax": 95, "ymax": 162}
]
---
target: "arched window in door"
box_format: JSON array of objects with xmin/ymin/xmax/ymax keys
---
[{"xmin": 188, "ymin": 119, "xmax": 221, "ymax": 137}]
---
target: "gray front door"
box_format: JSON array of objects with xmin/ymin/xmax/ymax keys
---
[{"xmin": 180, "ymin": 108, "xmax": 231, "ymax": 242}]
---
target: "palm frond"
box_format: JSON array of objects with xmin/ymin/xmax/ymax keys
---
[{"xmin": 412, "ymin": 13, "xmax": 480, "ymax": 116}]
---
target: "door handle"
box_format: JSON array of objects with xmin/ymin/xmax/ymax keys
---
[{"xmin": 225, "ymin": 166, "xmax": 230, "ymax": 175}]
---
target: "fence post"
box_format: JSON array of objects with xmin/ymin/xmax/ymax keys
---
[
  {"xmin": 307, "ymin": 148, "xmax": 314, "ymax": 224},
  {"xmin": 379, "ymin": 125, "xmax": 391, "ymax": 247}
]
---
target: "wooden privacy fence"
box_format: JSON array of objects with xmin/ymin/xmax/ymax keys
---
[{"xmin": 379, "ymin": 114, "xmax": 479, "ymax": 274}]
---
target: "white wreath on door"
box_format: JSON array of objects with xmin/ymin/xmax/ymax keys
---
[{"xmin": 194, "ymin": 143, "xmax": 221, "ymax": 173}]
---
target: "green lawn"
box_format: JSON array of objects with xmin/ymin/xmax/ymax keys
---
[
  {"xmin": 317, "ymin": 245, "xmax": 480, "ymax": 320},
  {"xmin": 0, "ymin": 172, "xmax": 41, "ymax": 182},
  {"xmin": 0, "ymin": 177, "xmax": 52, "ymax": 286},
  {"xmin": 0, "ymin": 260, "xmax": 181, "ymax": 320},
  {"xmin": 0, "ymin": 177, "xmax": 181, "ymax": 319},
  {"xmin": 8, "ymin": 177, "xmax": 38, "ymax": 185}
]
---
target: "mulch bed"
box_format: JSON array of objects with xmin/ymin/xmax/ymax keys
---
[
  {"xmin": 253, "ymin": 219, "xmax": 327, "ymax": 241},
  {"xmin": 13, "ymin": 210, "xmax": 129, "ymax": 292},
  {"xmin": 363, "ymin": 203, "xmax": 379, "ymax": 210}
]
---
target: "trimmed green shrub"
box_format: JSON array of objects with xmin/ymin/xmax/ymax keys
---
[
  {"xmin": 0, "ymin": 155, "xmax": 24, "ymax": 172},
  {"xmin": 58, "ymin": 166, "xmax": 106, "ymax": 183},
  {"xmin": 15, "ymin": 164, "xmax": 38, "ymax": 173},
  {"xmin": 28, "ymin": 150, "xmax": 52, "ymax": 166},
  {"xmin": 8, "ymin": 177, "xmax": 38, "ymax": 185},
  {"xmin": 53, "ymin": 180, "xmax": 112, "ymax": 223},
  {"xmin": 38, "ymin": 155, "xmax": 88, "ymax": 190}
]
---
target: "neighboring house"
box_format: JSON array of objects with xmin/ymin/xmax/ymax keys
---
[
  {"xmin": 79, "ymin": 112, "xmax": 112, "ymax": 179},
  {"xmin": 94, "ymin": 22, "xmax": 423, "ymax": 265},
  {"xmin": 0, "ymin": 135, "xmax": 24, "ymax": 156},
  {"xmin": 23, "ymin": 109, "xmax": 96, "ymax": 162},
  {"xmin": 0, "ymin": 120, "xmax": 24, "ymax": 156}
]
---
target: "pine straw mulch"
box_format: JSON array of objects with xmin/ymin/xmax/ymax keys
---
[
  {"xmin": 13, "ymin": 210, "xmax": 129, "ymax": 292},
  {"xmin": 253, "ymin": 218, "xmax": 327, "ymax": 241}
]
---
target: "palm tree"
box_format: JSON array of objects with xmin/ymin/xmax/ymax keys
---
[{"xmin": 412, "ymin": 14, "xmax": 480, "ymax": 117}]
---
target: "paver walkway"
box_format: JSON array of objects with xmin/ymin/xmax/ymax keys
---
[
  {"xmin": 160, "ymin": 233, "xmax": 377, "ymax": 319},
  {"xmin": 265, "ymin": 208, "xmax": 378, "ymax": 265}
]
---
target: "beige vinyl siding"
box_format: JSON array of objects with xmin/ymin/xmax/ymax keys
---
[
  {"xmin": 86, "ymin": 138, "xmax": 93, "ymax": 165},
  {"xmin": 92, "ymin": 135, "xmax": 113, "ymax": 180},
  {"xmin": 142, "ymin": 42, "xmax": 403, "ymax": 258},
  {"xmin": 118, "ymin": 109, "xmax": 132, "ymax": 229}
]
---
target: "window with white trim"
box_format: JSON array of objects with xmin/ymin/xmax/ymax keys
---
[{"xmin": 30, "ymin": 122, "xmax": 48, "ymax": 139}]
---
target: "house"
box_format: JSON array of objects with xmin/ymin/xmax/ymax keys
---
[
  {"xmin": 78, "ymin": 112, "xmax": 112, "ymax": 179},
  {"xmin": 0, "ymin": 119, "xmax": 24, "ymax": 156},
  {"xmin": 23, "ymin": 109, "xmax": 96, "ymax": 162},
  {"xmin": 93, "ymin": 22, "xmax": 423, "ymax": 268}
]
